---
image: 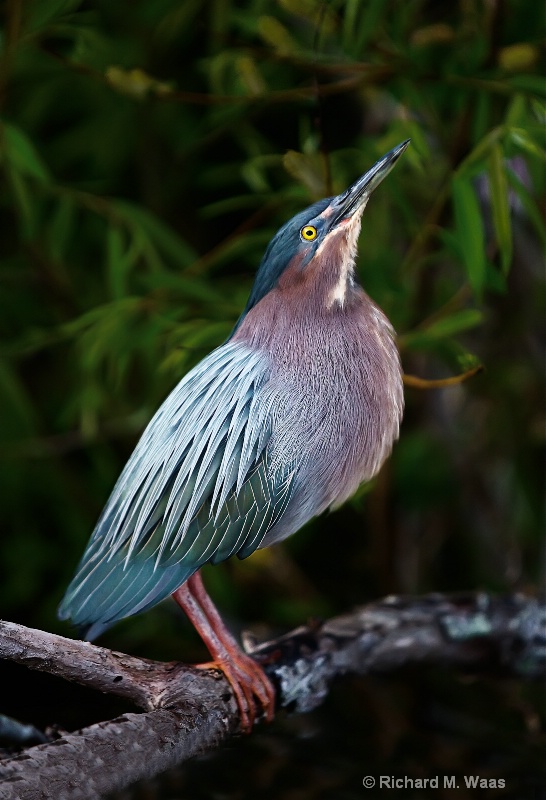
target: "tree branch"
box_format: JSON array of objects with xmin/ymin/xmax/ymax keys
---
[{"xmin": 0, "ymin": 592, "xmax": 544, "ymax": 799}]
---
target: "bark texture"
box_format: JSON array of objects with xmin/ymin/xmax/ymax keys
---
[{"xmin": 0, "ymin": 592, "xmax": 544, "ymax": 800}]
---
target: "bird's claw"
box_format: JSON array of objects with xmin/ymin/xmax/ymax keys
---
[{"xmin": 197, "ymin": 653, "xmax": 275, "ymax": 732}]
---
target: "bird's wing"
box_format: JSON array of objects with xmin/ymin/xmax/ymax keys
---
[{"xmin": 58, "ymin": 342, "xmax": 297, "ymax": 637}]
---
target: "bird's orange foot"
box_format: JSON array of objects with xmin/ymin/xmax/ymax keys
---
[
  {"xmin": 174, "ymin": 572, "xmax": 275, "ymax": 732},
  {"xmin": 197, "ymin": 651, "xmax": 275, "ymax": 732}
]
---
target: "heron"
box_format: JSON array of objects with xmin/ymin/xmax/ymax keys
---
[{"xmin": 59, "ymin": 140, "xmax": 409, "ymax": 730}]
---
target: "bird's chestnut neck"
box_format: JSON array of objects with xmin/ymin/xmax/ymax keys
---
[{"xmin": 275, "ymin": 211, "xmax": 363, "ymax": 312}]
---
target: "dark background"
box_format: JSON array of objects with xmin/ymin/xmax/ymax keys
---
[{"xmin": 0, "ymin": 1, "xmax": 544, "ymax": 797}]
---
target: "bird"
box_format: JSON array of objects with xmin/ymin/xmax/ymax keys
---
[{"xmin": 59, "ymin": 140, "xmax": 409, "ymax": 731}]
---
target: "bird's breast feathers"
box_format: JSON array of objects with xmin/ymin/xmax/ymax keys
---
[
  {"xmin": 234, "ymin": 286, "xmax": 404, "ymax": 513},
  {"xmin": 59, "ymin": 309, "xmax": 403, "ymax": 634}
]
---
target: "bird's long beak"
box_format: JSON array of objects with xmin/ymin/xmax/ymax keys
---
[{"xmin": 328, "ymin": 139, "xmax": 410, "ymax": 229}]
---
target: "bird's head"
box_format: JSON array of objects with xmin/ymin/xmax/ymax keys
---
[{"xmin": 233, "ymin": 140, "xmax": 409, "ymax": 331}]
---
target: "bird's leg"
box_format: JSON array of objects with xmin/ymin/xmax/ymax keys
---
[
  {"xmin": 172, "ymin": 573, "xmax": 275, "ymax": 731},
  {"xmin": 172, "ymin": 581, "xmax": 254, "ymax": 730},
  {"xmin": 186, "ymin": 572, "xmax": 275, "ymax": 720}
]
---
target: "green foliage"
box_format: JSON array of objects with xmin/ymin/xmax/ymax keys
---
[{"xmin": 0, "ymin": 0, "xmax": 544, "ymax": 662}]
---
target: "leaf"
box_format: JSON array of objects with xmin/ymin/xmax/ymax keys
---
[
  {"xmin": 142, "ymin": 273, "xmax": 226, "ymax": 303},
  {"xmin": 106, "ymin": 226, "xmax": 128, "ymax": 299},
  {"xmin": 105, "ymin": 67, "xmax": 175, "ymax": 100},
  {"xmin": 411, "ymin": 23, "xmax": 454, "ymax": 48},
  {"xmin": 505, "ymin": 167, "xmax": 546, "ymax": 249},
  {"xmin": 452, "ymin": 176, "xmax": 487, "ymax": 298},
  {"xmin": 507, "ymin": 75, "xmax": 546, "ymax": 97},
  {"xmin": 1, "ymin": 122, "xmax": 51, "ymax": 183},
  {"xmin": 283, "ymin": 150, "xmax": 326, "ymax": 198},
  {"xmin": 7, "ymin": 168, "xmax": 39, "ymax": 241},
  {"xmin": 241, "ymin": 158, "xmax": 274, "ymax": 193},
  {"xmin": 113, "ymin": 201, "xmax": 197, "ymax": 268},
  {"xmin": 0, "ymin": 360, "xmax": 38, "ymax": 441},
  {"xmin": 425, "ymin": 309, "xmax": 483, "ymax": 339},
  {"xmin": 505, "ymin": 94, "xmax": 528, "ymax": 128},
  {"xmin": 508, "ymin": 128, "xmax": 546, "ymax": 162},
  {"xmin": 498, "ymin": 43, "xmax": 539, "ymax": 72},
  {"xmin": 235, "ymin": 56, "xmax": 266, "ymax": 96},
  {"xmin": 530, "ymin": 98, "xmax": 546, "ymax": 123},
  {"xmin": 344, "ymin": 0, "xmax": 384, "ymax": 53},
  {"xmin": 176, "ymin": 320, "xmax": 230, "ymax": 349},
  {"xmin": 402, "ymin": 310, "xmax": 483, "ymax": 349},
  {"xmin": 279, "ymin": 0, "xmax": 337, "ymax": 33},
  {"xmin": 456, "ymin": 127, "xmax": 503, "ymax": 177},
  {"xmin": 258, "ymin": 16, "xmax": 298, "ymax": 54},
  {"xmin": 487, "ymin": 144, "xmax": 513, "ymax": 274},
  {"xmin": 48, "ymin": 196, "xmax": 75, "ymax": 262},
  {"xmin": 23, "ymin": 0, "xmax": 83, "ymax": 34}
]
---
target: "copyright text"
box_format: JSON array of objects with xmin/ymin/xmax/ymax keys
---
[{"xmin": 362, "ymin": 776, "xmax": 506, "ymax": 789}]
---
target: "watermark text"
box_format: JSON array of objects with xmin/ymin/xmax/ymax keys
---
[{"xmin": 362, "ymin": 776, "xmax": 506, "ymax": 789}]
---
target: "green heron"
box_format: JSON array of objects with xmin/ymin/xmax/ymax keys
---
[{"xmin": 59, "ymin": 140, "xmax": 409, "ymax": 730}]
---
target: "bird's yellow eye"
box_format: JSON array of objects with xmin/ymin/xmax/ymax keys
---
[{"xmin": 300, "ymin": 225, "xmax": 317, "ymax": 241}]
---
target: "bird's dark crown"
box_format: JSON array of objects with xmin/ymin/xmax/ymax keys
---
[{"xmin": 232, "ymin": 197, "xmax": 333, "ymax": 333}]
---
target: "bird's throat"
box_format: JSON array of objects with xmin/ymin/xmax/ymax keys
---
[{"xmin": 324, "ymin": 212, "xmax": 362, "ymax": 310}]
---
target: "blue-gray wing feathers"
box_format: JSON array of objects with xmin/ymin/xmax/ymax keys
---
[{"xmin": 58, "ymin": 342, "xmax": 296, "ymax": 638}]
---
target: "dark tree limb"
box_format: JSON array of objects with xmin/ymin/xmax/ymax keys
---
[
  {"xmin": 0, "ymin": 592, "xmax": 544, "ymax": 800},
  {"xmin": 0, "ymin": 716, "xmax": 48, "ymax": 747}
]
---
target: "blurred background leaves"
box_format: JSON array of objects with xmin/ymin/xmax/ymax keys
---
[{"xmin": 0, "ymin": 0, "xmax": 544, "ymax": 797}]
